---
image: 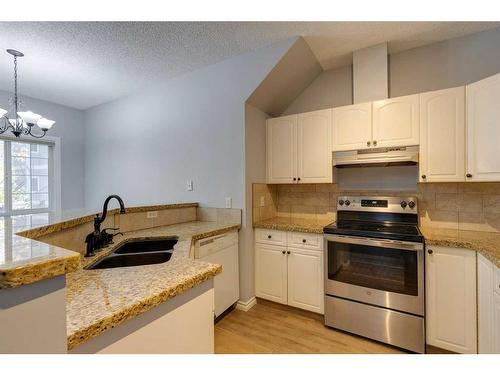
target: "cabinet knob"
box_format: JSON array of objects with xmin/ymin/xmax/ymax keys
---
[
  {"xmin": 302, "ymin": 239, "xmax": 306, "ymax": 243},
  {"xmin": 267, "ymin": 235, "xmax": 272, "ymax": 239},
  {"xmin": 282, "ymin": 250, "xmax": 286, "ymax": 254},
  {"xmin": 466, "ymin": 173, "xmax": 472, "ymax": 178},
  {"xmin": 367, "ymin": 141, "xmax": 371, "ymax": 146},
  {"xmin": 287, "ymin": 251, "xmax": 291, "ymax": 255},
  {"xmin": 373, "ymin": 140, "xmax": 377, "ymax": 146},
  {"xmin": 427, "ymin": 249, "xmax": 433, "ymax": 254},
  {"xmin": 293, "ymin": 177, "xmax": 296, "ymax": 181},
  {"xmin": 297, "ymin": 177, "xmax": 301, "ymax": 182},
  {"xmin": 421, "ymin": 175, "xmax": 426, "ymax": 179}
]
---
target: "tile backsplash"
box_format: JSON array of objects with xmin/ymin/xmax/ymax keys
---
[{"xmin": 252, "ymin": 182, "xmax": 500, "ymax": 233}]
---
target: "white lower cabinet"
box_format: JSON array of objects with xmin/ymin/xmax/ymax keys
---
[
  {"xmin": 425, "ymin": 245, "xmax": 477, "ymax": 353},
  {"xmin": 255, "ymin": 229, "xmax": 324, "ymax": 314},
  {"xmin": 255, "ymin": 243, "xmax": 287, "ymax": 304},
  {"xmin": 478, "ymin": 253, "xmax": 500, "ymax": 353},
  {"xmin": 287, "ymin": 247, "xmax": 324, "ymax": 314}
]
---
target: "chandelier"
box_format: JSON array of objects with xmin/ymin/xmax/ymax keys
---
[{"xmin": 0, "ymin": 49, "xmax": 55, "ymax": 138}]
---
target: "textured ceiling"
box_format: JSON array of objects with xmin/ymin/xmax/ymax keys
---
[{"xmin": 0, "ymin": 22, "xmax": 498, "ymax": 110}]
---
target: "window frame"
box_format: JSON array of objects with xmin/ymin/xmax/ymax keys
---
[{"xmin": 0, "ymin": 134, "xmax": 61, "ymax": 217}]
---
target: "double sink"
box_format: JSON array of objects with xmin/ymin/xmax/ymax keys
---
[{"xmin": 86, "ymin": 237, "xmax": 178, "ymax": 270}]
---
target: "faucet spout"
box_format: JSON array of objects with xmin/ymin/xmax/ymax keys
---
[{"xmin": 85, "ymin": 194, "xmax": 126, "ymax": 257}]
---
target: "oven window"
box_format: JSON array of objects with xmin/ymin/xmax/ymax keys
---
[{"xmin": 327, "ymin": 241, "xmax": 418, "ymax": 296}]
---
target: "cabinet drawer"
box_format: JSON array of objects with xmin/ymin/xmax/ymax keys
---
[
  {"xmin": 255, "ymin": 229, "xmax": 287, "ymax": 246},
  {"xmin": 495, "ymin": 265, "xmax": 500, "ymax": 296},
  {"xmin": 287, "ymin": 232, "xmax": 323, "ymax": 250}
]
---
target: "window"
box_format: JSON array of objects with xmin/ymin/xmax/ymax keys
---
[{"xmin": 0, "ymin": 138, "xmax": 55, "ymax": 217}]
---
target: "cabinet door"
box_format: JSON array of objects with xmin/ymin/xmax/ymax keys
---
[
  {"xmin": 419, "ymin": 87, "xmax": 465, "ymax": 183},
  {"xmin": 466, "ymin": 73, "xmax": 500, "ymax": 181},
  {"xmin": 426, "ymin": 246, "xmax": 477, "ymax": 353},
  {"xmin": 332, "ymin": 102, "xmax": 372, "ymax": 151},
  {"xmin": 255, "ymin": 243, "xmax": 287, "ymax": 304},
  {"xmin": 373, "ymin": 94, "xmax": 419, "ymax": 148},
  {"xmin": 297, "ymin": 109, "xmax": 332, "ymax": 183},
  {"xmin": 266, "ymin": 115, "xmax": 297, "ymax": 184},
  {"xmin": 478, "ymin": 253, "xmax": 494, "ymax": 353},
  {"xmin": 287, "ymin": 247, "xmax": 324, "ymax": 314},
  {"xmin": 494, "ymin": 293, "xmax": 500, "ymax": 353}
]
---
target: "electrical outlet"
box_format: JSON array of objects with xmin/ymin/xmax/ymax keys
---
[
  {"xmin": 260, "ymin": 196, "xmax": 265, "ymax": 207},
  {"xmin": 225, "ymin": 197, "xmax": 232, "ymax": 209},
  {"xmin": 187, "ymin": 180, "xmax": 193, "ymax": 191},
  {"xmin": 146, "ymin": 211, "xmax": 158, "ymax": 219}
]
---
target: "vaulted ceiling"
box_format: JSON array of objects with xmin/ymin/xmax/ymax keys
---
[{"xmin": 0, "ymin": 22, "xmax": 498, "ymax": 110}]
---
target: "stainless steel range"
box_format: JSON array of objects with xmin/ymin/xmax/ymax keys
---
[{"xmin": 323, "ymin": 196, "xmax": 425, "ymax": 353}]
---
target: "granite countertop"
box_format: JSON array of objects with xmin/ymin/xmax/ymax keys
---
[
  {"xmin": 420, "ymin": 227, "xmax": 500, "ymax": 268},
  {"xmin": 18, "ymin": 202, "xmax": 199, "ymax": 240},
  {"xmin": 253, "ymin": 217, "xmax": 333, "ymax": 234},
  {"xmin": 0, "ymin": 231, "xmax": 80, "ymax": 289},
  {"xmin": 67, "ymin": 220, "xmax": 240, "ymax": 351}
]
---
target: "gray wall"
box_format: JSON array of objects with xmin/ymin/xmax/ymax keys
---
[
  {"xmin": 282, "ymin": 65, "xmax": 352, "ymax": 115},
  {"xmin": 0, "ymin": 90, "xmax": 85, "ymax": 211},
  {"xmin": 282, "ymin": 26, "xmax": 500, "ymax": 115},
  {"xmin": 84, "ymin": 38, "xmax": 296, "ymax": 211},
  {"xmin": 242, "ymin": 103, "xmax": 268, "ymax": 302},
  {"xmin": 390, "ymin": 26, "xmax": 500, "ymax": 97}
]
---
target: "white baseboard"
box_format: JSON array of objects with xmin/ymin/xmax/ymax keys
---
[{"xmin": 235, "ymin": 297, "xmax": 257, "ymax": 312}]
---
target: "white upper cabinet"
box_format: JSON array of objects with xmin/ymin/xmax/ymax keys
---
[
  {"xmin": 332, "ymin": 102, "xmax": 372, "ymax": 151},
  {"xmin": 266, "ymin": 109, "xmax": 333, "ymax": 184},
  {"xmin": 372, "ymin": 94, "xmax": 419, "ymax": 148},
  {"xmin": 266, "ymin": 115, "xmax": 297, "ymax": 184},
  {"xmin": 426, "ymin": 246, "xmax": 477, "ymax": 354},
  {"xmin": 466, "ymin": 73, "xmax": 500, "ymax": 181},
  {"xmin": 297, "ymin": 109, "xmax": 332, "ymax": 183},
  {"xmin": 419, "ymin": 87, "xmax": 466, "ymax": 182}
]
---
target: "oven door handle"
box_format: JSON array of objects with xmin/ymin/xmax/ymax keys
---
[{"xmin": 324, "ymin": 234, "xmax": 423, "ymax": 251}]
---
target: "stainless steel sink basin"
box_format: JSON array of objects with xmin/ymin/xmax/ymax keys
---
[
  {"xmin": 113, "ymin": 237, "xmax": 178, "ymax": 254},
  {"xmin": 87, "ymin": 251, "xmax": 173, "ymax": 270},
  {"xmin": 86, "ymin": 237, "xmax": 178, "ymax": 270}
]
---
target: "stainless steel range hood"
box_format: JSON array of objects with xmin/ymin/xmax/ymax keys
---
[{"xmin": 333, "ymin": 146, "xmax": 419, "ymax": 168}]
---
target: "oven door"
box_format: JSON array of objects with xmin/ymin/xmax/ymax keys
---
[{"xmin": 324, "ymin": 234, "xmax": 424, "ymax": 316}]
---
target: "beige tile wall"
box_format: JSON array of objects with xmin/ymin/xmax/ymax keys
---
[
  {"xmin": 252, "ymin": 184, "xmax": 277, "ymax": 223},
  {"xmin": 252, "ymin": 182, "xmax": 500, "ymax": 233}
]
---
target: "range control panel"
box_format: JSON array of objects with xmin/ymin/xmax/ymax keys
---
[{"xmin": 337, "ymin": 196, "xmax": 417, "ymax": 213}]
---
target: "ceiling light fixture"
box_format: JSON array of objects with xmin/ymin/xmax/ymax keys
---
[{"xmin": 0, "ymin": 49, "xmax": 55, "ymax": 138}]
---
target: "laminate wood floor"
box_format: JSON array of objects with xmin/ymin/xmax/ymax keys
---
[{"xmin": 214, "ymin": 299, "xmax": 404, "ymax": 354}]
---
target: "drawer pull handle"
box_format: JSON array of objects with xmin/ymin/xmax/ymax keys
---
[
  {"xmin": 302, "ymin": 239, "xmax": 306, "ymax": 243},
  {"xmin": 268, "ymin": 235, "xmax": 272, "ymax": 239}
]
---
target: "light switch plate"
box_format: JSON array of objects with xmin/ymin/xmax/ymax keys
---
[
  {"xmin": 225, "ymin": 197, "xmax": 232, "ymax": 209},
  {"xmin": 260, "ymin": 196, "xmax": 265, "ymax": 207},
  {"xmin": 146, "ymin": 211, "xmax": 158, "ymax": 219},
  {"xmin": 187, "ymin": 180, "xmax": 193, "ymax": 191}
]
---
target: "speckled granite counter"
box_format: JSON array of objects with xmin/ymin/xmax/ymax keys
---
[
  {"xmin": 0, "ymin": 233, "xmax": 80, "ymax": 289},
  {"xmin": 420, "ymin": 227, "xmax": 500, "ymax": 268},
  {"xmin": 253, "ymin": 217, "xmax": 332, "ymax": 234},
  {"xmin": 18, "ymin": 202, "xmax": 198, "ymax": 239},
  {"xmin": 67, "ymin": 220, "xmax": 240, "ymax": 351}
]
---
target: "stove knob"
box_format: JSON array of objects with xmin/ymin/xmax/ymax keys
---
[
  {"xmin": 345, "ymin": 200, "xmax": 351, "ymax": 206},
  {"xmin": 338, "ymin": 199, "xmax": 344, "ymax": 206},
  {"xmin": 400, "ymin": 201, "xmax": 407, "ymax": 209},
  {"xmin": 408, "ymin": 201, "xmax": 416, "ymax": 209}
]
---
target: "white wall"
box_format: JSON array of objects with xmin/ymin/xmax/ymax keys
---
[
  {"xmin": 0, "ymin": 90, "xmax": 85, "ymax": 211},
  {"xmin": 84, "ymin": 38, "xmax": 296, "ymax": 211}
]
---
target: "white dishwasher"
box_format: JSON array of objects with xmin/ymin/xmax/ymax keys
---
[{"xmin": 194, "ymin": 231, "xmax": 239, "ymax": 317}]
